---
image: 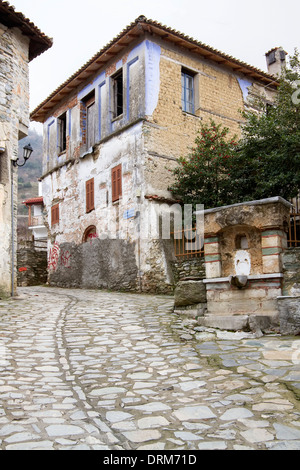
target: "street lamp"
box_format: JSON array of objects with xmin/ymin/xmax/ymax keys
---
[
  {"xmin": 13, "ymin": 143, "xmax": 33, "ymax": 167},
  {"xmin": 11, "ymin": 143, "xmax": 33, "ymax": 296}
]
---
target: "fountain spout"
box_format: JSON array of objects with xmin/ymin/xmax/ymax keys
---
[{"xmin": 229, "ymin": 275, "xmax": 248, "ymax": 289}]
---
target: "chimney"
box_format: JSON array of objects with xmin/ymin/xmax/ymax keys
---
[{"xmin": 265, "ymin": 47, "xmax": 287, "ymax": 77}]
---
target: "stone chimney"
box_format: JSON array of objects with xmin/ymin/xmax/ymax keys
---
[{"xmin": 265, "ymin": 47, "xmax": 288, "ymax": 77}]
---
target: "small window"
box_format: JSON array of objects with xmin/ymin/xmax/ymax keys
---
[
  {"xmin": 83, "ymin": 225, "xmax": 97, "ymax": 243},
  {"xmin": 112, "ymin": 164, "xmax": 122, "ymax": 202},
  {"xmin": 58, "ymin": 112, "xmax": 67, "ymax": 154},
  {"xmin": 51, "ymin": 203, "xmax": 60, "ymax": 227},
  {"xmin": 181, "ymin": 69, "xmax": 194, "ymax": 114},
  {"xmin": 235, "ymin": 234, "xmax": 249, "ymax": 250},
  {"xmin": 86, "ymin": 177, "xmax": 95, "ymax": 213},
  {"xmin": 112, "ymin": 70, "xmax": 123, "ymax": 119}
]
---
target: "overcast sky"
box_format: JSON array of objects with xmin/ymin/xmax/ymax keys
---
[{"xmin": 10, "ymin": 0, "xmax": 300, "ymax": 132}]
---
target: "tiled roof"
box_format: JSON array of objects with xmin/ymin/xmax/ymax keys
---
[
  {"xmin": 23, "ymin": 197, "xmax": 44, "ymax": 206},
  {"xmin": 0, "ymin": 0, "xmax": 52, "ymax": 61},
  {"xmin": 30, "ymin": 15, "xmax": 279, "ymax": 123}
]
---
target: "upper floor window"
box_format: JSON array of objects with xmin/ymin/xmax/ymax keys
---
[
  {"xmin": 81, "ymin": 91, "xmax": 96, "ymax": 150},
  {"xmin": 181, "ymin": 69, "xmax": 195, "ymax": 114},
  {"xmin": 112, "ymin": 70, "xmax": 123, "ymax": 119},
  {"xmin": 58, "ymin": 112, "xmax": 67, "ymax": 154}
]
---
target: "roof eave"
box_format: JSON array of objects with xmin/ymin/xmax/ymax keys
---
[{"xmin": 0, "ymin": 1, "xmax": 53, "ymax": 61}]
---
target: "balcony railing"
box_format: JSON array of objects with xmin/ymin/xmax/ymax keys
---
[{"xmin": 29, "ymin": 215, "xmax": 44, "ymax": 227}]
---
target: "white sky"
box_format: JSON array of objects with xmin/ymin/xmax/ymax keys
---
[{"xmin": 10, "ymin": 0, "xmax": 300, "ymax": 133}]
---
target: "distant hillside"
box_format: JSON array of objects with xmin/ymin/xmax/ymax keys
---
[{"xmin": 18, "ymin": 128, "xmax": 43, "ymax": 215}]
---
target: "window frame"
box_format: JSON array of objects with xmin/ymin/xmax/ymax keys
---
[
  {"xmin": 181, "ymin": 68, "xmax": 195, "ymax": 115},
  {"xmin": 83, "ymin": 225, "xmax": 97, "ymax": 243},
  {"xmin": 85, "ymin": 92, "xmax": 96, "ymax": 149},
  {"xmin": 58, "ymin": 112, "xmax": 67, "ymax": 154},
  {"xmin": 51, "ymin": 203, "xmax": 60, "ymax": 227},
  {"xmin": 86, "ymin": 177, "xmax": 95, "ymax": 213},
  {"xmin": 81, "ymin": 90, "xmax": 96, "ymax": 151},
  {"xmin": 112, "ymin": 69, "xmax": 123, "ymax": 119},
  {"xmin": 111, "ymin": 164, "xmax": 122, "ymax": 203}
]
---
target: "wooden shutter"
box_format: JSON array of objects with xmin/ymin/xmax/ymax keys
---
[
  {"xmin": 86, "ymin": 97, "xmax": 95, "ymax": 149},
  {"xmin": 51, "ymin": 203, "xmax": 59, "ymax": 226},
  {"xmin": 86, "ymin": 178, "xmax": 95, "ymax": 213},
  {"xmin": 112, "ymin": 164, "xmax": 122, "ymax": 202}
]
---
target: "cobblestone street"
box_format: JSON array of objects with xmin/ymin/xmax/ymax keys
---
[{"xmin": 0, "ymin": 286, "xmax": 299, "ymax": 451}]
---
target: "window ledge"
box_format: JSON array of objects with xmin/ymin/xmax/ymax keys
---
[
  {"xmin": 182, "ymin": 111, "xmax": 202, "ymax": 120},
  {"xmin": 112, "ymin": 113, "xmax": 123, "ymax": 123},
  {"xmin": 112, "ymin": 198, "xmax": 122, "ymax": 205}
]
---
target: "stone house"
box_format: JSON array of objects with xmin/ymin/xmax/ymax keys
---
[
  {"xmin": 23, "ymin": 192, "xmax": 47, "ymax": 249},
  {"xmin": 30, "ymin": 16, "xmax": 280, "ymax": 294},
  {"xmin": 0, "ymin": 1, "xmax": 52, "ymax": 297}
]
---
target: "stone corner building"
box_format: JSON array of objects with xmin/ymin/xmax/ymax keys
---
[
  {"xmin": 30, "ymin": 16, "xmax": 280, "ymax": 294},
  {"xmin": 0, "ymin": 0, "xmax": 52, "ymax": 297}
]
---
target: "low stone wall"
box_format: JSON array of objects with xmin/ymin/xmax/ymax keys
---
[
  {"xmin": 49, "ymin": 239, "xmax": 139, "ymax": 292},
  {"xmin": 17, "ymin": 242, "xmax": 48, "ymax": 287},
  {"xmin": 282, "ymin": 248, "xmax": 300, "ymax": 296},
  {"xmin": 171, "ymin": 257, "xmax": 205, "ymax": 284},
  {"xmin": 278, "ymin": 296, "xmax": 300, "ymax": 336},
  {"xmin": 278, "ymin": 248, "xmax": 300, "ymax": 335}
]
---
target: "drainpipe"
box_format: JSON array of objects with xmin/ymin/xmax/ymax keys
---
[{"xmin": 11, "ymin": 161, "xmax": 15, "ymax": 297}]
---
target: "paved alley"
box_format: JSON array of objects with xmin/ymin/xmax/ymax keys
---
[{"xmin": 0, "ymin": 286, "xmax": 299, "ymax": 451}]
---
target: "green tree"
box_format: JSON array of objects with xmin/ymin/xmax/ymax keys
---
[
  {"xmin": 238, "ymin": 49, "xmax": 300, "ymax": 201},
  {"xmin": 168, "ymin": 120, "xmax": 239, "ymax": 209}
]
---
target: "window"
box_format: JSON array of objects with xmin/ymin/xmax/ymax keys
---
[
  {"xmin": 85, "ymin": 93, "xmax": 96, "ymax": 149},
  {"xmin": 181, "ymin": 69, "xmax": 194, "ymax": 114},
  {"xmin": 112, "ymin": 164, "xmax": 122, "ymax": 202},
  {"xmin": 235, "ymin": 234, "xmax": 249, "ymax": 250},
  {"xmin": 86, "ymin": 178, "xmax": 95, "ymax": 213},
  {"xmin": 58, "ymin": 112, "xmax": 67, "ymax": 154},
  {"xmin": 83, "ymin": 225, "xmax": 97, "ymax": 243},
  {"xmin": 112, "ymin": 70, "xmax": 123, "ymax": 119},
  {"xmin": 81, "ymin": 91, "xmax": 96, "ymax": 150},
  {"xmin": 51, "ymin": 203, "xmax": 60, "ymax": 226}
]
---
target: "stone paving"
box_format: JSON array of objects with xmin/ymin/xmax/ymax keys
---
[{"xmin": 0, "ymin": 286, "xmax": 299, "ymax": 451}]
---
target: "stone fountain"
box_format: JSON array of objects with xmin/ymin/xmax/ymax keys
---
[{"xmin": 196, "ymin": 197, "xmax": 292, "ymax": 332}]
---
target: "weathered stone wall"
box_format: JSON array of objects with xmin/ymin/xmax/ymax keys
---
[
  {"xmin": 282, "ymin": 248, "xmax": 300, "ymax": 296},
  {"xmin": 17, "ymin": 242, "xmax": 47, "ymax": 287},
  {"xmin": 278, "ymin": 296, "xmax": 300, "ymax": 336},
  {"xmin": 48, "ymin": 239, "xmax": 139, "ymax": 292},
  {"xmin": 279, "ymin": 247, "xmax": 300, "ymax": 335},
  {"xmin": 0, "ymin": 23, "xmax": 30, "ymax": 297},
  {"xmin": 171, "ymin": 257, "xmax": 205, "ymax": 284}
]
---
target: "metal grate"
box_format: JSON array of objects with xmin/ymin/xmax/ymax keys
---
[{"xmin": 171, "ymin": 226, "xmax": 204, "ymax": 259}]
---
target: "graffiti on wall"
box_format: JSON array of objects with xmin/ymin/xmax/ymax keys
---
[{"xmin": 48, "ymin": 242, "xmax": 71, "ymax": 271}]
